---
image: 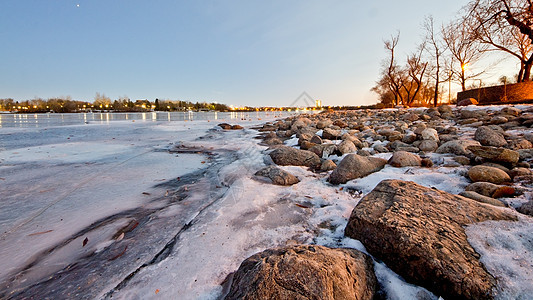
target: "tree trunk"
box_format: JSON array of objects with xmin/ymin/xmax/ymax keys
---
[
  {"xmin": 523, "ymin": 63, "xmax": 532, "ymax": 82},
  {"xmin": 461, "ymin": 69, "xmax": 466, "ymax": 91},
  {"xmin": 434, "ymin": 73, "xmax": 439, "ymax": 107},
  {"xmin": 518, "ymin": 63, "xmax": 525, "ymax": 82}
]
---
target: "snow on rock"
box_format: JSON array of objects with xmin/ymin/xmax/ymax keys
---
[{"xmin": 466, "ymin": 217, "xmax": 533, "ymax": 300}]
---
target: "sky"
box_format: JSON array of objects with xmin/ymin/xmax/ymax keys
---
[{"xmin": 0, "ymin": 0, "xmax": 484, "ymax": 107}]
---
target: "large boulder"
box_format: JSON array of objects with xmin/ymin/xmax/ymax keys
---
[
  {"xmin": 436, "ymin": 140, "xmax": 481, "ymax": 156},
  {"xmin": 468, "ymin": 165, "xmax": 512, "ymax": 184},
  {"xmin": 474, "ymin": 126, "xmax": 508, "ymax": 147},
  {"xmin": 328, "ymin": 154, "xmax": 387, "ymax": 184},
  {"xmin": 269, "ymin": 146, "xmax": 321, "ymax": 168},
  {"xmin": 254, "ymin": 166, "xmax": 299, "ymax": 186},
  {"xmin": 345, "ymin": 180, "xmax": 516, "ymax": 300},
  {"xmin": 224, "ymin": 245, "xmax": 377, "ymax": 300},
  {"xmin": 388, "ymin": 151, "xmax": 422, "ymax": 167},
  {"xmin": 467, "ymin": 145, "xmax": 519, "ymax": 164}
]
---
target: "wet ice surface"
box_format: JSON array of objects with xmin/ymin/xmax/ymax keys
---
[{"xmin": 1, "ymin": 108, "xmax": 532, "ymax": 299}]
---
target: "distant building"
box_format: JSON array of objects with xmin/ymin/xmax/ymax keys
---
[{"xmin": 315, "ymin": 99, "xmax": 322, "ymax": 108}]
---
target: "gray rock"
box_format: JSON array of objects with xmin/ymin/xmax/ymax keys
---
[
  {"xmin": 329, "ymin": 154, "xmax": 387, "ymax": 184},
  {"xmin": 517, "ymin": 201, "xmax": 533, "ymax": 217},
  {"xmin": 421, "ymin": 128, "xmax": 439, "ymax": 142},
  {"xmin": 436, "ymin": 139, "xmax": 481, "ymax": 156},
  {"xmin": 224, "ymin": 245, "xmax": 377, "ymax": 300},
  {"xmin": 345, "ymin": 179, "xmax": 516, "ymax": 300},
  {"xmin": 474, "ymin": 126, "xmax": 508, "ymax": 147},
  {"xmin": 518, "ymin": 149, "xmax": 533, "ymax": 160},
  {"xmin": 254, "ymin": 166, "xmax": 300, "ymax": 186},
  {"xmin": 418, "ymin": 140, "xmax": 439, "ymax": 152}
]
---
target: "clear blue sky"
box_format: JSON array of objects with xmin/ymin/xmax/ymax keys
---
[{"xmin": 1, "ymin": 0, "xmax": 468, "ymax": 107}]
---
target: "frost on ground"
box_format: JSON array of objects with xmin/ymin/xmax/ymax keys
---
[
  {"xmin": 2, "ymin": 108, "xmax": 533, "ymax": 299},
  {"xmin": 466, "ymin": 217, "xmax": 533, "ymax": 300}
]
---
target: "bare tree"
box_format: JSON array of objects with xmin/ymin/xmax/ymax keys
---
[
  {"xmin": 442, "ymin": 18, "xmax": 487, "ymax": 91},
  {"xmin": 403, "ymin": 42, "xmax": 429, "ymax": 105},
  {"xmin": 424, "ymin": 16, "xmax": 448, "ymax": 106},
  {"xmin": 467, "ymin": 0, "xmax": 533, "ymax": 81},
  {"xmin": 384, "ymin": 32, "xmax": 405, "ymax": 106},
  {"xmin": 372, "ymin": 33, "xmax": 432, "ymax": 106}
]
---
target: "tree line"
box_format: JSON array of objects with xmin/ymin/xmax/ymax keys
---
[
  {"xmin": 372, "ymin": 0, "xmax": 533, "ymax": 107},
  {"xmin": 0, "ymin": 93, "xmax": 231, "ymax": 113}
]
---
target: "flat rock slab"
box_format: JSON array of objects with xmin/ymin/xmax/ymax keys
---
[
  {"xmin": 467, "ymin": 146, "xmax": 519, "ymax": 164},
  {"xmin": 224, "ymin": 244, "xmax": 377, "ymax": 300},
  {"xmin": 345, "ymin": 179, "xmax": 516, "ymax": 300}
]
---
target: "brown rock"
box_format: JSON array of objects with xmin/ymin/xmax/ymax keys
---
[
  {"xmin": 319, "ymin": 159, "xmax": 337, "ymax": 172},
  {"xmin": 224, "ymin": 245, "xmax": 377, "ymax": 300},
  {"xmin": 310, "ymin": 135, "xmax": 323, "ymax": 145},
  {"xmin": 459, "ymin": 191, "xmax": 506, "ymax": 207},
  {"xmin": 269, "ymin": 146, "xmax": 321, "ymax": 168},
  {"xmin": 254, "ymin": 166, "xmax": 300, "ymax": 186},
  {"xmin": 468, "ymin": 165, "xmax": 511, "ymax": 184},
  {"xmin": 465, "ymin": 182, "xmax": 501, "ymax": 197},
  {"xmin": 509, "ymin": 167, "xmax": 532, "ymax": 178},
  {"xmin": 388, "ymin": 151, "xmax": 422, "ymax": 167},
  {"xmin": 345, "ymin": 179, "xmax": 516, "ymax": 300},
  {"xmin": 467, "ymin": 146, "xmax": 519, "ymax": 164},
  {"xmin": 454, "ymin": 156, "xmax": 471, "ymax": 165},
  {"xmin": 457, "ymin": 98, "xmax": 478, "ymax": 106},
  {"xmin": 299, "ymin": 140, "xmax": 317, "ymax": 150},
  {"xmin": 492, "ymin": 186, "xmax": 516, "ymax": 198},
  {"xmin": 337, "ymin": 140, "xmax": 357, "ymax": 155},
  {"xmin": 263, "ymin": 137, "xmax": 283, "ymax": 145},
  {"xmin": 328, "ymin": 154, "xmax": 387, "ymax": 184},
  {"xmin": 322, "ymin": 128, "xmax": 342, "ymax": 140}
]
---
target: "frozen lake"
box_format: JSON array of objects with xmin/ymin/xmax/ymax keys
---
[
  {"xmin": 0, "ymin": 111, "xmax": 307, "ymax": 299},
  {"xmin": 0, "ymin": 111, "xmax": 288, "ymax": 128}
]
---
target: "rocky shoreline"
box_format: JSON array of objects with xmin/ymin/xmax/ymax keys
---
[{"xmin": 222, "ymin": 104, "xmax": 533, "ymax": 299}]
